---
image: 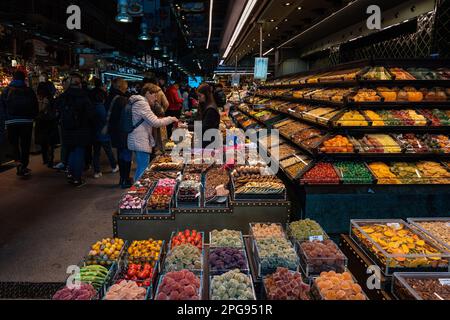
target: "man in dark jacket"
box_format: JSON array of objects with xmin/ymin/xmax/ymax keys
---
[
  {"xmin": 106, "ymin": 78, "xmax": 132, "ymax": 188},
  {"xmin": 213, "ymin": 83, "xmax": 227, "ymax": 110},
  {"xmin": 1, "ymin": 71, "xmax": 38, "ymax": 177},
  {"xmin": 58, "ymin": 72, "xmax": 95, "ymax": 186}
]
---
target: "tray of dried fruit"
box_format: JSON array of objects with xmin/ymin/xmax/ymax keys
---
[
  {"xmin": 318, "ymin": 135, "xmax": 356, "ymax": 155},
  {"xmin": 209, "ymin": 270, "xmax": 256, "ymax": 300},
  {"xmin": 350, "ymin": 219, "xmax": 450, "ymax": 275},
  {"xmin": 279, "ymin": 154, "xmax": 314, "ymax": 180},
  {"xmin": 310, "ymin": 271, "xmax": 368, "ymax": 300},
  {"xmin": 155, "ymin": 270, "xmax": 203, "ymax": 300},
  {"xmin": 300, "ymin": 107, "xmax": 343, "ymax": 126},
  {"xmin": 407, "ymin": 218, "xmax": 450, "ymax": 252},
  {"xmin": 145, "ymin": 179, "xmax": 177, "ymax": 216},
  {"xmin": 391, "ymin": 272, "xmax": 450, "ymax": 300}
]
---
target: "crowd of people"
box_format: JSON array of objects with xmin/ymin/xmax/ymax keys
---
[{"xmin": 0, "ymin": 70, "xmax": 226, "ymax": 188}]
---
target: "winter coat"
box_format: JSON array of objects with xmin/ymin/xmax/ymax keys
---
[
  {"xmin": 1, "ymin": 80, "xmax": 39, "ymax": 125},
  {"xmin": 166, "ymin": 85, "xmax": 183, "ymax": 111},
  {"xmin": 93, "ymin": 102, "xmax": 110, "ymax": 142},
  {"xmin": 189, "ymin": 104, "xmax": 220, "ymax": 149},
  {"xmin": 127, "ymin": 95, "xmax": 175, "ymax": 154},
  {"xmin": 107, "ymin": 88, "xmax": 129, "ymax": 149},
  {"xmin": 35, "ymin": 97, "xmax": 60, "ymax": 146},
  {"xmin": 58, "ymin": 87, "xmax": 95, "ymax": 147}
]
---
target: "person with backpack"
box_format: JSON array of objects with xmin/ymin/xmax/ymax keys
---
[
  {"xmin": 107, "ymin": 78, "xmax": 133, "ymax": 188},
  {"xmin": 35, "ymin": 82, "xmax": 59, "ymax": 168},
  {"xmin": 0, "ymin": 71, "xmax": 39, "ymax": 177},
  {"xmin": 91, "ymin": 81, "xmax": 118, "ymax": 179},
  {"xmin": 127, "ymin": 84, "xmax": 179, "ymax": 181},
  {"xmin": 59, "ymin": 72, "xmax": 95, "ymax": 186}
]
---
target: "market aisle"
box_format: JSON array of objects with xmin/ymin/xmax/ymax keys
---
[{"xmin": 0, "ymin": 154, "xmax": 124, "ymax": 282}]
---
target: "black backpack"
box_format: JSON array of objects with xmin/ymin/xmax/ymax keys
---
[
  {"xmin": 119, "ymin": 100, "xmax": 144, "ymax": 134},
  {"xmin": 60, "ymin": 96, "xmax": 83, "ymax": 130},
  {"xmin": 5, "ymin": 87, "xmax": 32, "ymax": 117}
]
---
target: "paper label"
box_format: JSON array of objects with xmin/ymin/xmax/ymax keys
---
[
  {"xmin": 387, "ymin": 223, "xmax": 402, "ymax": 230},
  {"xmin": 438, "ymin": 279, "xmax": 450, "ymax": 286},
  {"xmin": 446, "ymin": 223, "xmax": 450, "ymax": 228},
  {"xmin": 309, "ymin": 235, "xmax": 324, "ymax": 242}
]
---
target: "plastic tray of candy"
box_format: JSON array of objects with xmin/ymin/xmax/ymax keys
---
[
  {"xmin": 297, "ymin": 239, "xmax": 348, "ymax": 277},
  {"xmin": 262, "ymin": 269, "xmax": 311, "ymax": 300},
  {"xmin": 209, "ymin": 230, "xmax": 245, "ymax": 249},
  {"xmin": 155, "ymin": 271, "xmax": 203, "ymax": 300},
  {"xmin": 252, "ymin": 237, "xmax": 299, "ymax": 279},
  {"xmin": 285, "ymin": 222, "xmax": 329, "ymax": 245},
  {"xmin": 121, "ymin": 240, "xmax": 165, "ymax": 274},
  {"xmin": 249, "ymin": 222, "xmax": 287, "ymax": 255},
  {"xmin": 350, "ymin": 219, "xmax": 450, "ymax": 275},
  {"xmin": 168, "ymin": 231, "xmax": 205, "ymax": 253},
  {"xmin": 83, "ymin": 240, "xmax": 128, "ymax": 272},
  {"xmin": 175, "ymin": 181, "xmax": 202, "ymax": 208},
  {"xmin": 118, "ymin": 193, "xmax": 146, "ymax": 215},
  {"xmin": 208, "ymin": 247, "xmax": 250, "ymax": 276},
  {"xmin": 145, "ymin": 187, "xmax": 176, "ymax": 216},
  {"xmin": 103, "ymin": 271, "xmax": 154, "ymax": 300},
  {"xmin": 209, "ymin": 271, "xmax": 256, "ymax": 300},
  {"xmin": 407, "ymin": 217, "xmax": 450, "ymax": 252},
  {"xmin": 310, "ymin": 271, "xmax": 369, "ymax": 300},
  {"xmin": 391, "ymin": 272, "xmax": 450, "ymax": 300}
]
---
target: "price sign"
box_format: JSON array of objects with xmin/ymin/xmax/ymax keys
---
[
  {"xmin": 309, "ymin": 235, "xmax": 324, "ymax": 242},
  {"xmin": 439, "ymin": 278, "xmax": 450, "ymax": 286},
  {"xmin": 387, "ymin": 223, "xmax": 402, "ymax": 230}
]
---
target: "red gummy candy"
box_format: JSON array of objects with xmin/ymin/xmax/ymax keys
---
[
  {"xmin": 156, "ymin": 292, "xmax": 168, "ymax": 300},
  {"xmin": 185, "ymin": 285, "xmax": 196, "ymax": 297}
]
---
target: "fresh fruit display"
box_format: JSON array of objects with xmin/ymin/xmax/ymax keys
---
[
  {"xmin": 288, "ymin": 219, "xmax": 328, "ymax": 242},
  {"xmin": 210, "ymin": 229, "xmax": 243, "ymax": 248},
  {"xmin": 413, "ymin": 220, "xmax": 450, "ymax": 249},
  {"xmin": 251, "ymin": 223, "xmax": 285, "ymax": 238},
  {"xmin": 352, "ymin": 88, "xmax": 381, "ymax": 102},
  {"xmin": 362, "ymin": 66, "xmax": 392, "ymax": 80},
  {"xmin": 352, "ymin": 221, "xmax": 449, "ymax": 270},
  {"xmin": 424, "ymin": 134, "xmax": 450, "ymax": 153},
  {"xmin": 209, "ymin": 248, "xmax": 248, "ymax": 273},
  {"xmin": 119, "ymin": 194, "xmax": 145, "ymax": 212},
  {"xmin": 210, "ymin": 269, "xmax": 255, "ymax": 300},
  {"xmin": 164, "ymin": 243, "xmax": 202, "ymax": 271},
  {"xmin": 170, "ymin": 230, "xmax": 203, "ymax": 250},
  {"xmin": 395, "ymin": 134, "xmax": 429, "ymax": 153},
  {"xmin": 320, "ymin": 135, "xmax": 354, "ymax": 153},
  {"xmin": 78, "ymin": 265, "xmax": 109, "ymax": 290},
  {"xmin": 264, "ymin": 267, "xmax": 310, "ymax": 300},
  {"xmin": 255, "ymin": 237, "xmax": 299, "ymax": 275},
  {"xmin": 86, "ymin": 238, "xmax": 125, "ymax": 266},
  {"xmin": 299, "ymin": 240, "xmax": 347, "ymax": 276},
  {"xmin": 416, "ymin": 161, "xmax": 450, "ymax": 184},
  {"xmin": 333, "ymin": 161, "xmax": 374, "ymax": 184},
  {"xmin": 368, "ymin": 162, "xmax": 401, "ymax": 184},
  {"xmin": 336, "ymin": 111, "xmax": 368, "ymax": 126},
  {"xmin": 364, "ymin": 110, "xmax": 385, "ymax": 126},
  {"xmin": 301, "ymin": 162, "xmax": 340, "ymax": 184},
  {"xmin": 390, "ymin": 162, "xmax": 424, "ymax": 184},
  {"xmin": 127, "ymin": 239, "xmax": 163, "ymax": 264},
  {"xmin": 394, "ymin": 276, "xmax": 450, "ymax": 300},
  {"xmin": 314, "ymin": 271, "xmax": 366, "ymax": 300},
  {"xmin": 104, "ymin": 280, "xmax": 147, "ymax": 300},
  {"xmin": 156, "ymin": 270, "xmax": 201, "ymax": 300},
  {"xmin": 389, "ymin": 67, "xmax": 415, "ymax": 80},
  {"xmin": 356, "ymin": 134, "xmax": 402, "ymax": 153},
  {"xmin": 52, "ymin": 283, "xmax": 97, "ymax": 300},
  {"xmin": 123, "ymin": 263, "xmax": 154, "ymax": 286}
]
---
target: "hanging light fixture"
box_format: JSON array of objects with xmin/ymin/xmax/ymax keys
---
[
  {"xmin": 162, "ymin": 46, "xmax": 169, "ymax": 58},
  {"xmin": 152, "ymin": 36, "xmax": 162, "ymax": 51},
  {"xmin": 168, "ymin": 52, "xmax": 174, "ymax": 63},
  {"xmin": 116, "ymin": 0, "xmax": 133, "ymax": 23},
  {"xmin": 138, "ymin": 20, "xmax": 151, "ymax": 40}
]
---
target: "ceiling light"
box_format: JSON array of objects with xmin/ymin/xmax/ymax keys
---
[
  {"xmin": 275, "ymin": 26, "xmax": 279, "ymax": 30},
  {"xmin": 116, "ymin": 0, "xmax": 133, "ymax": 23},
  {"xmin": 206, "ymin": 0, "xmax": 214, "ymax": 49},
  {"xmin": 284, "ymin": 18, "xmax": 288, "ymax": 22},
  {"xmin": 297, "ymin": 6, "xmax": 302, "ymax": 10},
  {"xmin": 270, "ymin": 19, "xmax": 275, "ymax": 22},
  {"xmin": 223, "ymin": 0, "xmax": 258, "ymax": 59},
  {"xmin": 263, "ymin": 47, "xmax": 274, "ymax": 56},
  {"xmin": 152, "ymin": 36, "xmax": 162, "ymax": 51},
  {"xmin": 284, "ymin": 2, "xmax": 291, "ymax": 6},
  {"xmin": 138, "ymin": 20, "xmax": 151, "ymax": 41},
  {"xmin": 162, "ymin": 47, "xmax": 169, "ymax": 58}
]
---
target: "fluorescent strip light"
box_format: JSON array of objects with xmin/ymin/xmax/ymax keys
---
[
  {"xmin": 219, "ymin": 59, "xmax": 224, "ymax": 65},
  {"xmin": 223, "ymin": 0, "xmax": 258, "ymax": 59},
  {"xmin": 206, "ymin": 0, "xmax": 214, "ymax": 49},
  {"xmin": 263, "ymin": 47, "xmax": 274, "ymax": 56},
  {"xmin": 278, "ymin": 0, "xmax": 358, "ymax": 49}
]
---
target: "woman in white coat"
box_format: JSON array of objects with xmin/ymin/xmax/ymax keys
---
[{"xmin": 128, "ymin": 83, "xmax": 178, "ymax": 181}]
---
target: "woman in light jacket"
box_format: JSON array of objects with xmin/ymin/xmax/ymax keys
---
[{"xmin": 128, "ymin": 84, "xmax": 178, "ymax": 181}]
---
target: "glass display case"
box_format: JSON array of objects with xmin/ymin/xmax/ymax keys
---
[
  {"xmin": 407, "ymin": 218, "xmax": 450, "ymax": 252},
  {"xmin": 392, "ymin": 272, "xmax": 450, "ymax": 300}
]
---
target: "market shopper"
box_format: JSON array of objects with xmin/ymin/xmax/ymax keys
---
[
  {"xmin": 189, "ymin": 83, "xmax": 220, "ymax": 149},
  {"xmin": 107, "ymin": 78, "xmax": 133, "ymax": 188},
  {"xmin": 1, "ymin": 71, "xmax": 39, "ymax": 177},
  {"xmin": 91, "ymin": 81, "xmax": 118, "ymax": 179},
  {"xmin": 165, "ymin": 80, "xmax": 184, "ymax": 138},
  {"xmin": 35, "ymin": 82, "xmax": 59, "ymax": 168},
  {"xmin": 213, "ymin": 83, "xmax": 227, "ymax": 109},
  {"xmin": 59, "ymin": 72, "xmax": 95, "ymax": 186},
  {"xmin": 53, "ymin": 77, "xmax": 70, "ymax": 171},
  {"xmin": 127, "ymin": 84, "xmax": 179, "ymax": 181},
  {"xmin": 39, "ymin": 72, "xmax": 57, "ymax": 97}
]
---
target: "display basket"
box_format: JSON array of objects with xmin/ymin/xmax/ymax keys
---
[
  {"xmin": 208, "ymin": 247, "xmax": 250, "ymax": 276},
  {"xmin": 209, "ymin": 230, "xmax": 245, "ymax": 249},
  {"xmin": 407, "ymin": 217, "xmax": 450, "ymax": 252},
  {"xmin": 391, "ymin": 272, "xmax": 450, "ymax": 300},
  {"xmin": 252, "ymin": 237, "xmax": 299, "ymax": 279},
  {"xmin": 350, "ymin": 219, "xmax": 450, "ymax": 275},
  {"xmin": 297, "ymin": 239, "xmax": 348, "ymax": 278},
  {"xmin": 154, "ymin": 271, "xmax": 203, "ymax": 300},
  {"xmin": 209, "ymin": 271, "xmax": 256, "ymax": 300}
]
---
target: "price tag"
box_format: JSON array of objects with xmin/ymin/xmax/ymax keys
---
[
  {"xmin": 415, "ymin": 169, "xmax": 422, "ymax": 178},
  {"xmin": 446, "ymin": 222, "xmax": 450, "ymax": 228},
  {"xmin": 439, "ymin": 279, "xmax": 450, "ymax": 286},
  {"xmin": 309, "ymin": 235, "xmax": 324, "ymax": 242},
  {"xmin": 387, "ymin": 223, "xmax": 402, "ymax": 230}
]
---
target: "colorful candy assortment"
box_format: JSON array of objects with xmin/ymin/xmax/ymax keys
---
[
  {"xmin": 264, "ymin": 267, "xmax": 310, "ymax": 300},
  {"xmin": 211, "ymin": 269, "xmax": 255, "ymax": 300},
  {"xmin": 156, "ymin": 270, "xmax": 201, "ymax": 300}
]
